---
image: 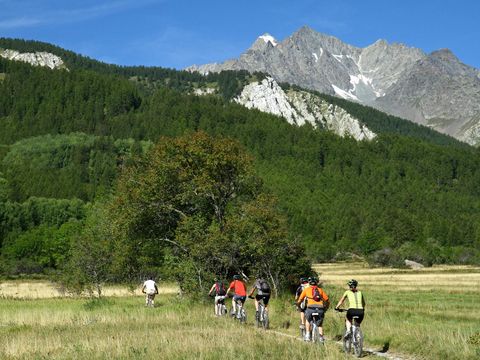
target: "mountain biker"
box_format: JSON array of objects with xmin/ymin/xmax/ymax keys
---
[
  {"xmin": 208, "ymin": 278, "xmax": 227, "ymax": 316},
  {"xmin": 295, "ymin": 277, "xmax": 309, "ymax": 332},
  {"xmin": 141, "ymin": 276, "xmax": 159, "ymax": 307},
  {"xmin": 296, "ymin": 276, "xmax": 329, "ymax": 342},
  {"xmin": 248, "ymin": 275, "xmax": 271, "ymax": 319},
  {"xmin": 226, "ymin": 274, "xmax": 247, "ymax": 316},
  {"xmin": 335, "ymin": 279, "xmax": 366, "ymax": 338}
]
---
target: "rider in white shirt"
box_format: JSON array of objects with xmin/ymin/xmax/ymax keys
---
[{"xmin": 142, "ymin": 276, "xmax": 159, "ymax": 307}]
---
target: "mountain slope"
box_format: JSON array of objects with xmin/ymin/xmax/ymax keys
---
[
  {"xmin": 1, "ymin": 39, "xmax": 480, "ymax": 267},
  {"xmin": 187, "ymin": 26, "xmax": 480, "ymax": 145}
]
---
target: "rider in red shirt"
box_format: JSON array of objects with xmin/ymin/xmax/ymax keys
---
[{"xmin": 226, "ymin": 274, "xmax": 247, "ymax": 316}]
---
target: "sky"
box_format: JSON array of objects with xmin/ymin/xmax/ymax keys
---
[{"xmin": 0, "ymin": 0, "xmax": 479, "ymax": 70}]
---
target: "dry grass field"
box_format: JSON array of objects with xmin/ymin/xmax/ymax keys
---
[
  {"xmin": 315, "ymin": 263, "xmax": 480, "ymax": 359},
  {"xmin": 0, "ymin": 263, "xmax": 479, "ymax": 359}
]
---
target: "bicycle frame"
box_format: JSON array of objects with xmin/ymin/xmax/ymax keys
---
[
  {"xmin": 235, "ymin": 298, "xmax": 247, "ymax": 323},
  {"xmin": 337, "ymin": 309, "xmax": 363, "ymax": 357},
  {"xmin": 215, "ymin": 295, "xmax": 227, "ymax": 316},
  {"xmin": 308, "ymin": 310, "xmax": 324, "ymax": 344},
  {"xmin": 256, "ymin": 298, "xmax": 269, "ymax": 329}
]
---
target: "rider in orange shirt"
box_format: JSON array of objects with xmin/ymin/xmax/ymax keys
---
[{"xmin": 296, "ymin": 277, "xmax": 329, "ymax": 342}]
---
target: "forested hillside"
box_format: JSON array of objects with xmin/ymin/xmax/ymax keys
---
[{"xmin": 1, "ymin": 39, "xmax": 479, "ymax": 278}]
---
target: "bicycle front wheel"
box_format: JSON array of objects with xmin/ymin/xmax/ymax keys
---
[
  {"xmin": 353, "ymin": 327, "xmax": 363, "ymax": 357},
  {"xmin": 262, "ymin": 311, "xmax": 269, "ymax": 330},
  {"xmin": 343, "ymin": 329, "xmax": 352, "ymax": 353}
]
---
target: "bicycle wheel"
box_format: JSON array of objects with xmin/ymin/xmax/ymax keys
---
[
  {"xmin": 353, "ymin": 327, "xmax": 363, "ymax": 357},
  {"xmin": 262, "ymin": 310, "xmax": 269, "ymax": 330},
  {"xmin": 300, "ymin": 323, "xmax": 306, "ymax": 339},
  {"xmin": 255, "ymin": 308, "xmax": 261, "ymax": 328},
  {"xmin": 343, "ymin": 329, "xmax": 352, "ymax": 353},
  {"xmin": 240, "ymin": 308, "xmax": 247, "ymax": 323},
  {"xmin": 312, "ymin": 325, "xmax": 321, "ymax": 344}
]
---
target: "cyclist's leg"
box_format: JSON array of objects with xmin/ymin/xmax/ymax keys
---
[
  {"xmin": 317, "ymin": 309, "xmax": 325, "ymax": 336},
  {"xmin": 214, "ymin": 296, "xmax": 219, "ymax": 315},
  {"xmin": 300, "ymin": 309, "xmax": 306, "ymax": 327},
  {"xmin": 231, "ymin": 296, "xmax": 237, "ymax": 314},
  {"xmin": 304, "ymin": 308, "xmax": 313, "ymax": 339},
  {"xmin": 262, "ymin": 294, "xmax": 270, "ymax": 313}
]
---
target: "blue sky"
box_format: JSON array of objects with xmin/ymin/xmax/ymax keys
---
[{"xmin": 1, "ymin": 0, "xmax": 479, "ymax": 69}]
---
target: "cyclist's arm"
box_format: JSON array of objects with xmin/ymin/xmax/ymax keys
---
[
  {"xmin": 208, "ymin": 284, "xmax": 216, "ymax": 295},
  {"xmin": 296, "ymin": 288, "xmax": 307, "ymax": 305},
  {"xmin": 321, "ymin": 289, "xmax": 330, "ymax": 309},
  {"xmin": 362, "ymin": 294, "xmax": 366, "ymax": 309},
  {"xmin": 335, "ymin": 294, "xmax": 346, "ymax": 309},
  {"xmin": 141, "ymin": 284, "xmax": 146, "ymax": 294},
  {"xmin": 154, "ymin": 284, "xmax": 159, "ymax": 294}
]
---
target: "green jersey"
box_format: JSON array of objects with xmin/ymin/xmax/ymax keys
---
[{"xmin": 343, "ymin": 290, "xmax": 364, "ymax": 309}]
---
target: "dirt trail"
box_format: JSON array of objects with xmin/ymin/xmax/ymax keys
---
[{"xmin": 266, "ymin": 329, "xmax": 416, "ymax": 360}]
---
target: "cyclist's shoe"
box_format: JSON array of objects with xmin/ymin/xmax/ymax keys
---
[
  {"xmin": 319, "ymin": 335, "xmax": 325, "ymax": 343},
  {"xmin": 343, "ymin": 331, "xmax": 351, "ymax": 340},
  {"xmin": 304, "ymin": 333, "xmax": 311, "ymax": 342}
]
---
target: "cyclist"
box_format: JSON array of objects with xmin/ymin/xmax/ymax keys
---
[
  {"xmin": 335, "ymin": 279, "xmax": 366, "ymax": 339},
  {"xmin": 295, "ymin": 277, "xmax": 309, "ymax": 333},
  {"xmin": 296, "ymin": 277, "xmax": 329, "ymax": 342},
  {"xmin": 208, "ymin": 278, "xmax": 227, "ymax": 316},
  {"xmin": 248, "ymin": 275, "xmax": 271, "ymax": 320},
  {"xmin": 226, "ymin": 274, "xmax": 247, "ymax": 316},
  {"xmin": 141, "ymin": 276, "xmax": 159, "ymax": 307}
]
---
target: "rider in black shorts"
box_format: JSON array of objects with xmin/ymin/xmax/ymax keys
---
[{"xmin": 248, "ymin": 275, "xmax": 271, "ymax": 318}]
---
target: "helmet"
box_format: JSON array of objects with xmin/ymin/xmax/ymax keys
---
[
  {"xmin": 233, "ymin": 274, "xmax": 241, "ymax": 280},
  {"xmin": 347, "ymin": 279, "xmax": 358, "ymax": 288},
  {"xmin": 300, "ymin": 277, "xmax": 308, "ymax": 283},
  {"xmin": 308, "ymin": 277, "xmax": 318, "ymax": 285}
]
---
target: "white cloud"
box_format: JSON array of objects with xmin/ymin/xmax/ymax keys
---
[{"xmin": 0, "ymin": 0, "xmax": 164, "ymax": 29}]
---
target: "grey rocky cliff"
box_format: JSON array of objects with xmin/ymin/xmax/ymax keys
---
[
  {"xmin": 233, "ymin": 77, "xmax": 375, "ymax": 141},
  {"xmin": 187, "ymin": 26, "xmax": 480, "ymax": 145},
  {"xmin": 0, "ymin": 49, "xmax": 66, "ymax": 70}
]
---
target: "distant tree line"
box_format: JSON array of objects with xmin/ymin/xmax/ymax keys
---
[{"xmin": 0, "ymin": 41, "xmax": 479, "ymax": 281}]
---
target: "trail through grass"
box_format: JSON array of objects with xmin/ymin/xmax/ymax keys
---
[{"xmin": 1, "ymin": 263, "xmax": 479, "ymax": 359}]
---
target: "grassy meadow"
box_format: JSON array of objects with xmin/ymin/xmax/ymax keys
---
[{"xmin": 0, "ymin": 263, "xmax": 479, "ymax": 359}]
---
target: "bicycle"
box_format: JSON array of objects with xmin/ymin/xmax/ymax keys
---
[
  {"xmin": 336, "ymin": 308, "xmax": 363, "ymax": 357},
  {"xmin": 215, "ymin": 295, "xmax": 227, "ymax": 316},
  {"xmin": 307, "ymin": 308, "xmax": 325, "ymax": 344},
  {"xmin": 251, "ymin": 296, "xmax": 269, "ymax": 329},
  {"xmin": 232, "ymin": 297, "xmax": 247, "ymax": 323},
  {"xmin": 145, "ymin": 293, "xmax": 156, "ymax": 308}
]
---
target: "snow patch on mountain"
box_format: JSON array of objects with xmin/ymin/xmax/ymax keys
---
[
  {"xmin": 0, "ymin": 49, "xmax": 66, "ymax": 70},
  {"xmin": 259, "ymin": 34, "xmax": 278, "ymax": 46}
]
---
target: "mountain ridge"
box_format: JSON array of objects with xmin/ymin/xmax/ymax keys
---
[{"xmin": 187, "ymin": 26, "xmax": 480, "ymax": 145}]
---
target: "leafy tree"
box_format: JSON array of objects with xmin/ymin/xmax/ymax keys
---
[{"xmin": 105, "ymin": 132, "xmax": 311, "ymax": 293}]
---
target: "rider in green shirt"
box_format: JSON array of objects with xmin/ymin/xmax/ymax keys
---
[{"xmin": 335, "ymin": 279, "xmax": 366, "ymax": 338}]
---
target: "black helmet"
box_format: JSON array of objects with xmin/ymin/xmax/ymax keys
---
[
  {"xmin": 233, "ymin": 274, "xmax": 241, "ymax": 280},
  {"xmin": 308, "ymin": 277, "xmax": 318, "ymax": 285},
  {"xmin": 347, "ymin": 279, "xmax": 358, "ymax": 288},
  {"xmin": 300, "ymin": 277, "xmax": 308, "ymax": 283}
]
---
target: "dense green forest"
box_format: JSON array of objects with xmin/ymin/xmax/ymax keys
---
[{"xmin": 1, "ymin": 38, "xmax": 479, "ymax": 279}]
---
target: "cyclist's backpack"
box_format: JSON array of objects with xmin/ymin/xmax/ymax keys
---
[
  {"xmin": 259, "ymin": 279, "xmax": 271, "ymax": 293},
  {"xmin": 215, "ymin": 282, "xmax": 226, "ymax": 296},
  {"xmin": 312, "ymin": 286, "xmax": 322, "ymax": 302}
]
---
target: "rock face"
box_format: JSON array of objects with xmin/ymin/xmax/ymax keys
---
[
  {"xmin": 0, "ymin": 49, "xmax": 66, "ymax": 70},
  {"xmin": 187, "ymin": 26, "xmax": 480, "ymax": 145},
  {"xmin": 234, "ymin": 77, "xmax": 376, "ymax": 141}
]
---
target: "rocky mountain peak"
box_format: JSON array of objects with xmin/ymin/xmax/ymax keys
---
[{"xmin": 186, "ymin": 26, "xmax": 480, "ymax": 145}]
